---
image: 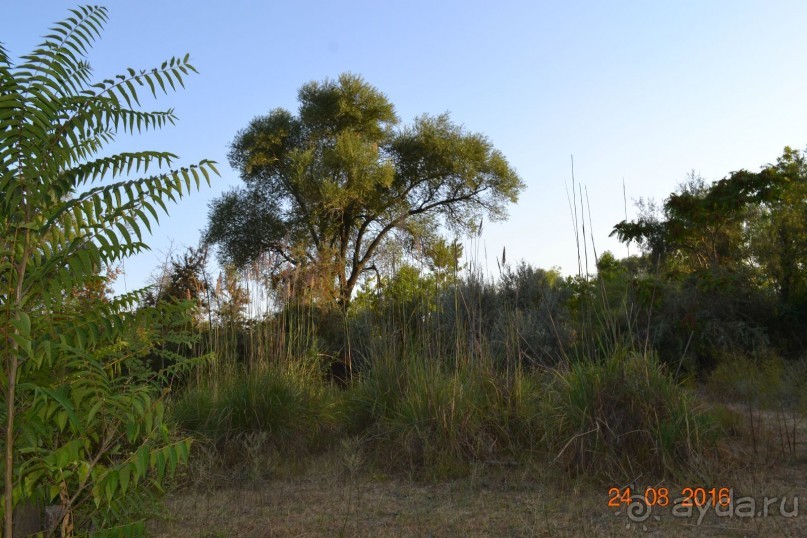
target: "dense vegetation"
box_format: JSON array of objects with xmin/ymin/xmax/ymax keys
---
[
  {"xmin": 166, "ymin": 140, "xmax": 806, "ymax": 492},
  {"xmin": 3, "ymin": 5, "xmax": 806, "ymax": 537}
]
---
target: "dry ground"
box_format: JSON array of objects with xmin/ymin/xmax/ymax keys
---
[{"xmin": 149, "ymin": 406, "xmax": 807, "ymax": 537}]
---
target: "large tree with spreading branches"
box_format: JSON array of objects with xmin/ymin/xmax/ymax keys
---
[{"xmin": 205, "ymin": 73, "xmax": 524, "ymax": 308}]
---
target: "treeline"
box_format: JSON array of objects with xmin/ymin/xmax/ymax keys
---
[{"xmin": 157, "ymin": 147, "xmax": 806, "ymax": 381}]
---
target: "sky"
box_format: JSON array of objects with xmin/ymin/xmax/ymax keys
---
[{"xmin": 4, "ymin": 1, "xmax": 807, "ymax": 294}]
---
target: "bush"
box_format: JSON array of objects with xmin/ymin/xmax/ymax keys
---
[
  {"xmin": 0, "ymin": 7, "xmax": 216, "ymax": 533},
  {"xmin": 542, "ymin": 350, "xmax": 719, "ymax": 480},
  {"xmin": 344, "ymin": 354, "xmax": 544, "ymax": 478},
  {"xmin": 170, "ymin": 362, "xmax": 343, "ymax": 462}
]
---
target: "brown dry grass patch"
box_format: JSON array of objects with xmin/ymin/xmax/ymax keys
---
[{"xmin": 149, "ymin": 407, "xmax": 807, "ymax": 538}]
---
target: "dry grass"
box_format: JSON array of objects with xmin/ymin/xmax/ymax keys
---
[{"xmin": 149, "ymin": 403, "xmax": 807, "ymax": 537}]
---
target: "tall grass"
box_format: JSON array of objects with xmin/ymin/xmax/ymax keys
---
[
  {"xmin": 163, "ymin": 208, "xmax": 725, "ymax": 483},
  {"xmin": 170, "ymin": 360, "xmax": 343, "ymax": 462},
  {"xmin": 343, "ymin": 352, "xmax": 545, "ymax": 477},
  {"xmin": 542, "ymin": 349, "xmax": 718, "ymax": 480}
]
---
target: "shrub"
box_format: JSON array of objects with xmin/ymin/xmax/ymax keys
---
[
  {"xmin": 542, "ymin": 350, "xmax": 719, "ymax": 480},
  {"xmin": 0, "ymin": 6, "xmax": 215, "ymax": 534},
  {"xmin": 170, "ymin": 362, "xmax": 343, "ymax": 462},
  {"xmin": 344, "ymin": 355, "xmax": 544, "ymax": 478}
]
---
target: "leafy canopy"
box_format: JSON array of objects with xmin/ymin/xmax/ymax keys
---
[
  {"xmin": 1, "ymin": 5, "xmax": 216, "ymax": 534},
  {"xmin": 205, "ymin": 73, "xmax": 524, "ymax": 307},
  {"xmin": 611, "ymin": 147, "xmax": 807, "ymax": 305}
]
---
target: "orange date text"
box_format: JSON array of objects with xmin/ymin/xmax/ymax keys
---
[{"xmin": 608, "ymin": 487, "xmax": 732, "ymax": 508}]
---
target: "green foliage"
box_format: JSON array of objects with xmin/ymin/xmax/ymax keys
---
[
  {"xmin": 748, "ymin": 148, "xmax": 807, "ymax": 308},
  {"xmin": 353, "ymin": 264, "xmax": 442, "ymax": 333},
  {"xmin": 562, "ymin": 255, "xmax": 623, "ymax": 362},
  {"xmin": 0, "ymin": 6, "xmax": 216, "ymax": 534},
  {"xmin": 434, "ymin": 264, "xmax": 573, "ymax": 369},
  {"xmin": 205, "ymin": 73, "xmax": 524, "ymax": 308},
  {"xmin": 542, "ymin": 350, "xmax": 718, "ymax": 480},
  {"xmin": 170, "ymin": 362, "xmax": 343, "ymax": 460},
  {"xmin": 211, "ymin": 264, "xmax": 250, "ymax": 326},
  {"xmin": 707, "ymin": 353, "xmax": 806, "ymax": 409},
  {"xmin": 612, "ymin": 149, "xmax": 806, "ymax": 286},
  {"xmin": 613, "ymin": 171, "xmax": 752, "ymax": 272},
  {"xmin": 343, "ymin": 355, "xmax": 544, "ymax": 478},
  {"xmin": 11, "ymin": 302, "xmax": 200, "ymax": 530},
  {"xmin": 147, "ymin": 246, "xmax": 210, "ymax": 311},
  {"xmin": 610, "ymin": 148, "xmax": 807, "ymax": 364}
]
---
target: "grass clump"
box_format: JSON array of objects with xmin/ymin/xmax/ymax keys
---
[
  {"xmin": 542, "ymin": 349, "xmax": 719, "ymax": 481},
  {"xmin": 344, "ymin": 355, "xmax": 544, "ymax": 478},
  {"xmin": 170, "ymin": 361, "xmax": 343, "ymax": 464}
]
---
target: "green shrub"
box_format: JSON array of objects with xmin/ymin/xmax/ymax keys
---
[
  {"xmin": 542, "ymin": 350, "xmax": 720, "ymax": 480},
  {"xmin": 171, "ymin": 362, "xmax": 343, "ymax": 459},
  {"xmin": 344, "ymin": 355, "xmax": 544, "ymax": 478},
  {"xmin": 707, "ymin": 353, "xmax": 783, "ymax": 405},
  {"xmin": 0, "ymin": 6, "xmax": 216, "ymax": 533}
]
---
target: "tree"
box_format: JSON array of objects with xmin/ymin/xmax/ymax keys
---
[
  {"xmin": 145, "ymin": 246, "xmax": 211, "ymax": 321},
  {"xmin": 612, "ymin": 149, "xmax": 806, "ymax": 290},
  {"xmin": 611, "ymin": 170, "xmax": 771, "ymax": 274},
  {"xmin": 747, "ymin": 147, "xmax": 807, "ymax": 307},
  {"xmin": 213, "ymin": 265, "xmax": 251, "ymax": 325},
  {"xmin": 610, "ymin": 149, "xmax": 807, "ymax": 364},
  {"xmin": 0, "ymin": 6, "xmax": 216, "ymax": 534},
  {"xmin": 205, "ymin": 73, "xmax": 524, "ymax": 309}
]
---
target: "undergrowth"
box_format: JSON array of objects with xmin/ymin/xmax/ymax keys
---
[
  {"xmin": 542, "ymin": 349, "xmax": 719, "ymax": 481},
  {"xmin": 170, "ymin": 360, "xmax": 343, "ymax": 466},
  {"xmin": 171, "ymin": 348, "xmax": 720, "ymax": 483}
]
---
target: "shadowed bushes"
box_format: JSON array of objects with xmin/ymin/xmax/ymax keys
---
[
  {"xmin": 171, "ymin": 344, "xmax": 719, "ymax": 483},
  {"xmin": 707, "ymin": 352, "xmax": 807, "ymax": 458},
  {"xmin": 345, "ymin": 263, "xmax": 575, "ymax": 376}
]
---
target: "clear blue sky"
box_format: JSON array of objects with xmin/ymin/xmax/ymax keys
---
[{"xmin": 5, "ymin": 1, "xmax": 807, "ymax": 292}]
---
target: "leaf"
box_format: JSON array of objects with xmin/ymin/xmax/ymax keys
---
[
  {"xmin": 56, "ymin": 411, "xmax": 68, "ymax": 432},
  {"xmin": 135, "ymin": 446, "xmax": 149, "ymax": 478},
  {"xmin": 118, "ymin": 464, "xmax": 130, "ymax": 495},
  {"xmin": 22, "ymin": 384, "xmax": 81, "ymax": 431},
  {"xmin": 92, "ymin": 482, "xmax": 102, "ymax": 508},
  {"xmin": 55, "ymin": 445, "xmax": 70, "ymax": 468},
  {"xmin": 12, "ymin": 311, "xmax": 31, "ymax": 336},
  {"xmin": 86, "ymin": 400, "xmax": 104, "ymax": 424},
  {"xmin": 166, "ymin": 446, "xmax": 178, "ymax": 476},
  {"xmin": 126, "ymin": 421, "xmax": 140, "ymax": 444},
  {"xmin": 49, "ymin": 484, "xmax": 61, "ymax": 503},
  {"xmin": 105, "ymin": 471, "xmax": 118, "ymax": 504},
  {"xmin": 155, "ymin": 451, "xmax": 166, "ymax": 481},
  {"xmin": 77, "ymin": 461, "xmax": 91, "ymax": 484},
  {"xmin": 144, "ymin": 407, "xmax": 155, "ymax": 434}
]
